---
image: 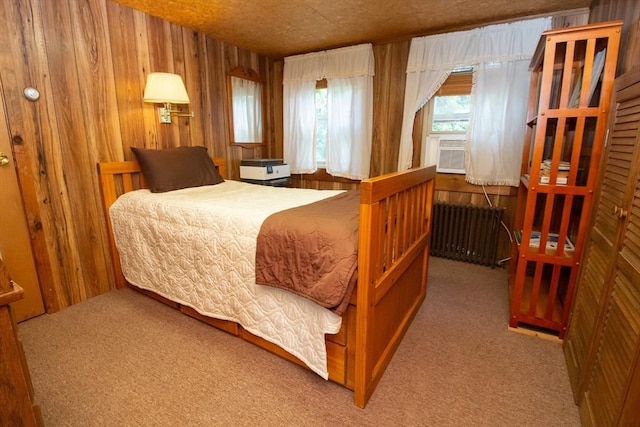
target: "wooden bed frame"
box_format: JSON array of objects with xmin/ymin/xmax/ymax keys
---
[{"xmin": 98, "ymin": 157, "xmax": 436, "ymax": 408}]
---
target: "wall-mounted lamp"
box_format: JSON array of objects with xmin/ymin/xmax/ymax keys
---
[{"xmin": 143, "ymin": 72, "xmax": 194, "ymax": 124}]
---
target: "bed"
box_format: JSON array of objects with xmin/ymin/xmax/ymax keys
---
[{"xmin": 98, "ymin": 150, "xmax": 436, "ymax": 408}]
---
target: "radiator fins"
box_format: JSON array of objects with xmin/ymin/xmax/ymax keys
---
[{"xmin": 430, "ymin": 202, "xmax": 504, "ymax": 267}]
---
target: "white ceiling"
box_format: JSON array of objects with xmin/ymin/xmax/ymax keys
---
[{"xmin": 113, "ymin": 0, "xmax": 592, "ymax": 58}]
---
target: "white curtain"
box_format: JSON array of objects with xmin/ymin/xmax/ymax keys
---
[
  {"xmin": 231, "ymin": 77, "xmax": 262, "ymax": 142},
  {"xmin": 398, "ymin": 18, "xmax": 551, "ymax": 186},
  {"xmin": 283, "ymin": 44, "xmax": 374, "ymax": 179},
  {"xmin": 466, "ymin": 60, "xmax": 531, "ymax": 186},
  {"xmin": 283, "ymin": 80, "xmax": 317, "ymax": 173}
]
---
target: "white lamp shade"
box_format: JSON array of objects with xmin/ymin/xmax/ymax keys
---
[{"xmin": 143, "ymin": 72, "xmax": 190, "ymax": 104}]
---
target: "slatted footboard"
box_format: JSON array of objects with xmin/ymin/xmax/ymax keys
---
[
  {"xmin": 355, "ymin": 165, "xmax": 436, "ymax": 406},
  {"xmin": 97, "ymin": 158, "xmax": 435, "ymax": 408}
]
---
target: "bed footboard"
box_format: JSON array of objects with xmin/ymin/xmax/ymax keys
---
[{"xmin": 355, "ymin": 165, "xmax": 436, "ymax": 407}]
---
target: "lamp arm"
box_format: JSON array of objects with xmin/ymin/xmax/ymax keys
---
[
  {"xmin": 170, "ymin": 111, "xmax": 195, "ymax": 117},
  {"xmin": 165, "ymin": 102, "xmax": 194, "ymax": 116},
  {"xmin": 157, "ymin": 102, "xmax": 194, "ymax": 123}
]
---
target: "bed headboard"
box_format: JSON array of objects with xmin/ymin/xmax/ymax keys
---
[
  {"xmin": 97, "ymin": 156, "xmax": 226, "ymax": 288},
  {"xmin": 98, "ymin": 156, "xmax": 226, "ymax": 206}
]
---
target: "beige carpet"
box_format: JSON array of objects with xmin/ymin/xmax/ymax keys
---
[{"xmin": 18, "ymin": 257, "xmax": 581, "ymax": 426}]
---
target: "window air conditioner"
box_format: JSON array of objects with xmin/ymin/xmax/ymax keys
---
[{"xmin": 436, "ymin": 135, "xmax": 466, "ymax": 173}]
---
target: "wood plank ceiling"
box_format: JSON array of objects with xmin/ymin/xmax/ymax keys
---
[{"xmin": 112, "ymin": 0, "xmax": 592, "ymax": 58}]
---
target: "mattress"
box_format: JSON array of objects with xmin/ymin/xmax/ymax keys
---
[{"xmin": 109, "ymin": 180, "xmax": 345, "ymax": 378}]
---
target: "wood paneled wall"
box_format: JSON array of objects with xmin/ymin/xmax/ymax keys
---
[
  {"xmin": 589, "ymin": 0, "xmax": 640, "ymax": 74},
  {"xmin": 0, "ymin": 0, "xmax": 275, "ymax": 311}
]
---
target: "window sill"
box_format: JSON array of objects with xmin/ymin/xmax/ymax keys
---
[{"xmin": 435, "ymin": 173, "xmax": 517, "ymax": 196}]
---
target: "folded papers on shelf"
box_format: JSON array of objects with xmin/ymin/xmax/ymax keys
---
[
  {"xmin": 539, "ymin": 159, "xmax": 570, "ymax": 184},
  {"xmin": 515, "ymin": 230, "xmax": 575, "ymax": 255},
  {"xmin": 540, "ymin": 175, "xmax": 568, "ymax": 184},
  {"xmin": 542, "ymin": 159, "xmax": 570, "ymax": 170}
]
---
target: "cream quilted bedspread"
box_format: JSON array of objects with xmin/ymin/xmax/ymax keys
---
[{"xmin": 109, "ymin": 180, "xmax": 345, "ymax": 379}]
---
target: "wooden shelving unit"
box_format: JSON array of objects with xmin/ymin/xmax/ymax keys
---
[{"xmin": 508, "ymin": 22, "xmax": 622, "ymax": 339}]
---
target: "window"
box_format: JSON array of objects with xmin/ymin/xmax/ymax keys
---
[
  {"xmin": 425, "ymin": 68, "xmax": 472, "ymax": 173},
  {"xmin": 283, "ymin": 43, "xmax": 373, "ymax": 179},
  {"xmin": 431, "ymin": 95, "xmax": 471, "ymax": 132},
  {"xmin": 429, "ymin": 67, "xmax": 472, "ymax": 133}
]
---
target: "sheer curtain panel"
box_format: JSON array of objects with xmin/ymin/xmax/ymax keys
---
[
  {"xmin": 283, "ymin": 53, "xmax": 324, "ymax": 173},
  {"xmin": 466, "ymin": 60, "xmax": 531, "ymax": 186}
]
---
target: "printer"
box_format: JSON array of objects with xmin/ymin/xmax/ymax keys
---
[{"xmin": 239, "ymin": 159, "xmax": 291, "ymax": 187}]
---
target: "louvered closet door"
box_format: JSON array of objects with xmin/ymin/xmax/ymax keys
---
[
  {"xmin": 563, "ymin": 69, "xmax": 640, "ymax": 403},
  {"xmin": 580, "ymin": 175, "xmax": 640, "ymax": 426},
  {"xmin": 572, "ymin": 71, "xmax": 640, "ymax": 426}
]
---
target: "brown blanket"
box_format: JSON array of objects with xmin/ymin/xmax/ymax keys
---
[{"xmin": 255, "ymin": 190, "xmax": 359, "ymax": 315}]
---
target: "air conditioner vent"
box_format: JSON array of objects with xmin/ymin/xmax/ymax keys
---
[{"xmin": 436, "ymin": 136, "xmax": 466, "ymax": 173}]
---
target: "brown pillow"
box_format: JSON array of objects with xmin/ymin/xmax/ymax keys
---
[{"xmin": 131, "ymin": 146, "xmax": 224, "ymax": 193}]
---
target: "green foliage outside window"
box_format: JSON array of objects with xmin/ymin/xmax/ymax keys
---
[{"xmin": 432, "ymin": 95, "xmax": 471, "ymax": 132}]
